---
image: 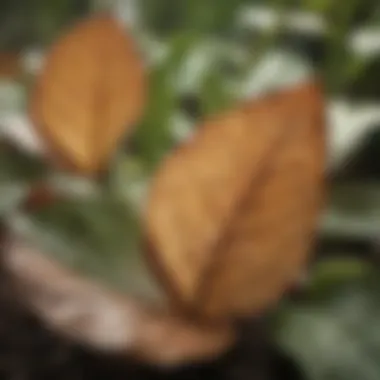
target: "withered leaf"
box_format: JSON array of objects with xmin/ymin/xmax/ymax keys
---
[
  {"xmin": 29, "ymin": 14, "xmax": 146, "ymax": 175},
  {"xmin": 0, "ymin": 52, "xmax": 21, "ymax": 79},
  {"xmin": 145, "ymin": 81, "xmax": 325, "ymax": 320}
]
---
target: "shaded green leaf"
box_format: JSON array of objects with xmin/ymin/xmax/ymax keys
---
[{"xmin": 276, "ymin": 260, "xmax": 380, "ymax": 380}]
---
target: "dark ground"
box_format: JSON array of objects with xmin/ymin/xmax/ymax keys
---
[{"xmin": 0, "ymin": 267, "xmax": 303, "ymax": 380}]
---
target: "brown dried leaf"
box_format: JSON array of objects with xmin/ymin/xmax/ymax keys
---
[
  {"xmin": 145, "ymin": 81, "xmax": 325, "ymax": 320},
  {"xmin": 29, "ymin": 14, "xmax": 146, "ymax": 175},
  {"xmin": 0, "ymin": 52, "xmax": 21, "ymax": 79}
]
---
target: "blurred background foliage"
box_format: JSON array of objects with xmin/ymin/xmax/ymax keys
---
[{"xmin": 1, "ymin": 0, "xmax": 380, "ymax": 379}]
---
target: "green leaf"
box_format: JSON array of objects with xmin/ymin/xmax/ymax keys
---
[
  {"xmin": 0, "ymin": 145, "xmax": 47, "ymax": 216},
  {"xmin": 132, "ymin": 33, "xmax": 199, "ymax": 169},
  {"xmin": 276, "ymin": 260, "xmax": 380, "ymax": 380},
  {"xmin": 12, "ymin": 196, "xmax": 161, "ymax": 300},
  {"xmin": 141, "ymin": 0, "xmax": 249, "ymax": 36},
  {"xmin": 0, "ymin": 145, "xmax": 47, "ymax": 183},
  {"xmin": 200, "ymin": 69, "xmax": 236, "ymax": 116}
]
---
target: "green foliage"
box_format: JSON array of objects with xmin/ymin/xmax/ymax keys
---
[
  {"xmin": 277, "ymin": 259, "xmax": 380, "ymax": 380},
  {"xmin": 1, "ymin": 0, "xmax": 380, "ymax": 377},
  {"xmin": 141, "ymin": 0, "xmax": 250, "ymax": 36},
  {"xmin": 133, "ymin": 32, "xmax": 200, "ymax": 168}
]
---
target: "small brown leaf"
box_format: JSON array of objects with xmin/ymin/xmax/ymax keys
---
[
  {"xmin": 145, "ymin": 81, "xmax": 325, "ymax": 320},
  {"xmin": 29, "ymin": 14, "xmax": 146, "ymax": 175},
  {"xmin": 0, "ymin": 52, "xmax": 22, "ymax": 79}
]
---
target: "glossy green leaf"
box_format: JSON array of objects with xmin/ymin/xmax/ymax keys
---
[
  {"xmin": 276, "ymin": 260, "xmax": 380, "ymax": 380},
  {"xmin": 11, "ymin": 196, "xmax": 161, "ymax": 300}
]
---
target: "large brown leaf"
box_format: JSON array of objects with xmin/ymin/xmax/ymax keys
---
[
  {"xmin": 29, "ymin": 14, "xmax": 146, "ymax": 175},
  {"xmin": 144, "ymin": 81, "xmax": 325, "ymax": 320}
]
